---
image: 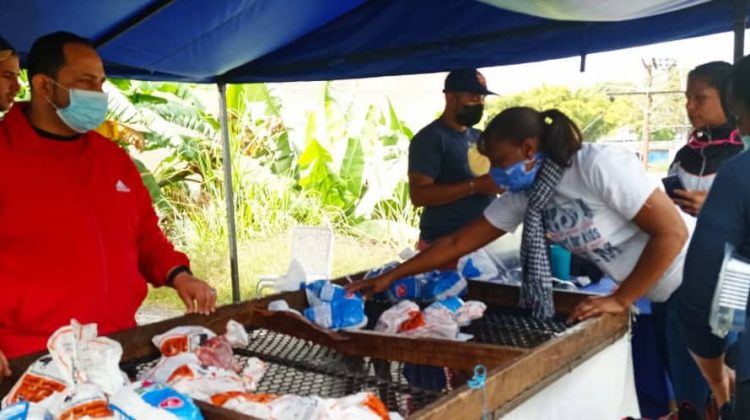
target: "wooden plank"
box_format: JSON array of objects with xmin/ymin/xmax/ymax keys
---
[
  {"xmin": 465, "ymin": 280, "xmax": 599, "ymax": 314},
  {"xmin": 195, "ymin": 401, "xmax": 259, "ymax": 420},
  {"xmin": 411, "ymin": 311, "xmax": 629, "ymax": 419},
  {"xmin": 249, "ymin": 309, "xmax": 527, "ymax": 372}
]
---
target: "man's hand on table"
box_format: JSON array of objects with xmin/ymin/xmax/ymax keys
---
[
  {"xmin": 172, "ymin": 272, "xmax": 217, "ymax": 315},
  {"xmin": 0, "ymin": 349, "xmax": 10, "ymax": 381}
]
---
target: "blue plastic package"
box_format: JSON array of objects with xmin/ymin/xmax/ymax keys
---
[
  {"xmin": 304, "ymin": 279, "xmax": 346, "ymax": 303},
  {"xmin": 378, "ymin": 270, "xmax": 466, "ymax": 303},
  {"xmin": 304, "ymin": 290, "xmax": 366, "ymax": 330},
  {"xmin": 112, "ymin": 382, "xmax": 204, "ymax": 420},
  {"xmin": 421, "ymin": 271, "xmax": 466, "ymax": 301},
  {"xmin": 429, "ymin": 296, "xmax": 464, "ymax": 313},
  {"xmin": 0, "ymin": 402, "xmax": 52, "ymax": 420}
]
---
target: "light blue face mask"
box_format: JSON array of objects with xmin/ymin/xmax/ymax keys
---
[
  {"xmin": 48, "ymin": 80, "xmax": 108, "ymax": 133},
  {"xmin": 489, "ymin": 152, "xmax": 544, "ymax": 192}
]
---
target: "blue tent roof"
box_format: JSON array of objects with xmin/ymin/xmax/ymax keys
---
[{"xmin": 1, "ymin": 0, "xmax": 746, "ymax": 83}]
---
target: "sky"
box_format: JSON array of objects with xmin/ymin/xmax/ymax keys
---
[{"xmin": 267, "ymin": 29, "xmax": 749, "ymax": 137}]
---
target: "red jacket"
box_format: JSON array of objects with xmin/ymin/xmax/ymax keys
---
[{"xmin": 0, "ymin": 104, "xmax": 189, "ymax": 358}]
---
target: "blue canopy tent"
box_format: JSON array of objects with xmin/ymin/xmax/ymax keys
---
[{"xmin": 2, "ymin": 0, "xmax": 748, "ymax": 300}]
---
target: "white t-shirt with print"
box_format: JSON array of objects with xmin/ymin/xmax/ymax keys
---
[{"xmin": 483, "ymin": 144, "xmax": 691, "ymax": 302}]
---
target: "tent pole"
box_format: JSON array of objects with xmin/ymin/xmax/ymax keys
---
[
  {"xmin": 734, "ymin": 0, "xmax": 748, "ymax": 62},
  {"xmin": 217, "ymin": 82, "xmax": 241, "ymax": 303}
]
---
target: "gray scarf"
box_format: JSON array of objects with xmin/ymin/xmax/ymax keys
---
[{"xmin": 519, "ymin": 159, "xmax": 564, "ymax": 319}]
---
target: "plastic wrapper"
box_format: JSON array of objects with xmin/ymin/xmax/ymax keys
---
[
  {"xmin": 240, "ymin": 358, "xmax": 267, "ymax": 391},
  {"xmin": 455, "ymin": 301, "xmax": 487, "ymax": 327},
  {"xmin": 363, "ymin": 262, "xmax": 399, "ymax": 280},
  {"xmin": 304, "ymin": 280, "xmax": 346, "ymax": 305},
  {"xmin": 374, "ymin": 301, "xmax": 424, "ymax": 334},
  {"xmin": 375, "ymin": 298, "xmax": 486, "ymax": 341},
  {"xmin": 403, "ymin": 309, "xmax": 460, "ymax": 340},
  {"xmin": 141, "ymin": 351, "xmax": 267, "ymax": 399},
  {"xmin": 267, "ymin": 300, "xmax": 303, "ymax": 317},
  {"xmin": 54, "ymin": 383, "xmax": 113, "ymax": 419},
  {"xmin": 152, "ymin": 327, "xmax": 216, "ymax": 358},
  {"xmin": 209, "ymin": 392, "xmax": 392, "ymax": 420},
  {"xmin": 211, "ymin": 392, "xmax": 274, "ymax": 418},
  {"xmin": 47, "ymin": 320, "xmax": 128, "ymax": 396},
  {"xmin": 303, "ymin": 281, "xmax": 367, "ymax": 330},
  {"xmin": 110, "ymin": 381, "xmax": 201, "ymax": 420},
  {"xmin": 457, "ymin": 239, "xmax": 523, "ymax": 284},
  {"xmin": 325, "ymin": 392, "xmax": 390, "ymax": 420},
  {"xmin": 195, "ymin": 336, "xmax": 241, "ymax": 372},
  {"xmin": 375, "ymin": 270, "xmax": 467, "ymax": 303},
  {"xmin": 0, "ymin": 402, "xmax": 53, "ymax": 420},
  {"xmin": 2, "ymin": 356, "xmax": 67, "ymax": 409},
  {"xmin": 223, "ymin": 320, "xmax": 249, "ymax": 348},
  {"xmin": 421, "ymin": 271, "xmax": 467, "ymax": 301}
]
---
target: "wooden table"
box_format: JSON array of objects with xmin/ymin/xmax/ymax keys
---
[{"xmin": 1, "ymin": 279, "xmax": 629, "ymax": 419}]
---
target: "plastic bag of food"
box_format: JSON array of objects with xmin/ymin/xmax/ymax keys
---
[
  {"xmin": 374, "ymin": 301, "xmax": 424, "ymax": 334},
  {"xmin": 47, "ymin": 320, "xmax": 128, "ymax": 396},
  {"xmin": 267, "ymin": 395, "xmax": 325, "ymax": 419},
  {"xmin": 210, "ymin": 392, "xmax": 276, "ymax": 418},
  {"xmin": 421, "ymin": 271, "xmax": 466, "ymax": 302},
  {"xmin": 326, "ymin": 392, "xmax": 390, "ymax": 420},
  {"xmin": 304, "ymin": 294, "xmax": 367, "ymax": 330},
  {"xmin": 195, "ymin": 336, "xmax": 240, "ymax": 372},
  {"xmin": 0, "ymin": 402, "xmax": 53, "ymax": 420},
  {"xmin": 304, "ymin": 280, "xmax": 347, "ymax": 305},
  {"xmin": 223, "ymin": 320, "xmax": 249, "ymax": 348},
  {"xmin": 139, "ymin": 353, "xmax": 205, "ymax": 385},
  {"xmin": 455, "ymin": 301, "xmax": 487, "ymax": 327},
  {"xmin": 423, "ymin": 297, "xmax": 486, "ymax": 327},
  {"xmin": 152, "ymin": 327, "xmax": 216, "ymax": 358},
  {"xmin": 54, "ymin": 383, "xmax": 113, "ymax": 419},
  {"xmin": 1, "ymin": 356, "xmax": 67, "ymax": 409},
  {"xmin": 240, "ymin": 358, "xmax": 267, "ymax": 391},
  {"xmin": 363, "ymin": 262, "xmax": 399, "ymax": 280},
  {"xmin": 377, "ymin": 270, "xmax": 466, "ymax": 303},
  {"xmin": 403, "ymin": 309, "xmax": 460, "ymax": 340},
  {"xmin": 110, "ymin": 381, "xmax": 202, "ymax": 420}
]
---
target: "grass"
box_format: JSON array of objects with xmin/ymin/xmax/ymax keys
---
[{"xmin": 142, "ymin": 233, "xmax": 402, "ymax": 311}]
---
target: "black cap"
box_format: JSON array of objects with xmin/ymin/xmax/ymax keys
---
[
  {"xmin": 443, "ymin": 68, "xmax": 495, "ymax": 95},
  {"xmin": 0, "ymin": 36, "xmax": 15, "ymax": 61}
]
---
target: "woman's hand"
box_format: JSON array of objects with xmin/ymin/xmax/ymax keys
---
[
  {"xmin": 707, "ymin": 365, "xmax": 735, "ymax": 408},
  {"xmin": 672, "ymin": 189, "xmax": 708, "ymax": 216},
  {"xmin": 567, "ymin": 294, "xmax": 630, "ymax": 323},
  {"xmin": 345, "ymin": 273, "xmax": 394, "ymax": 298}
]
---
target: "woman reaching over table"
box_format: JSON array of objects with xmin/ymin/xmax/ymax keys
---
[{"xmin": 349, "ymin": 106, "xmax": 688, "ymax": 322}]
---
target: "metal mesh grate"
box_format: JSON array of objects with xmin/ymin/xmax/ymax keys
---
[
  {"xmin": 121, "ymin": 328, "xmax": 445, "ymax": 416},
  {"xmin": 464, "ymin": 305, "xmax": 568, "ymax": 348},
  {"xmin": 364, "ymin": 301, "xmax": 569, "ymax": 348}
]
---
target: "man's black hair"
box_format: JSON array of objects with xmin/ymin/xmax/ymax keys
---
[{"xmin": 27, "ymin": 31, "xmax": 94, "ymax": 80}]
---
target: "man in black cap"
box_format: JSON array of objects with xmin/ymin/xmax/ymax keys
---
[
  {"xmin": 0, "ymin": 36, "xmax": 20, "ymax": 112},
  {"xmin": 408, "ymin": 68, "xmax": 502, "ymax": 259}
]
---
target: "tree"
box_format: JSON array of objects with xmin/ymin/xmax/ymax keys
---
[{"xmin": 484, "ymin": 84, "xmax": 641, "ymax": 141}]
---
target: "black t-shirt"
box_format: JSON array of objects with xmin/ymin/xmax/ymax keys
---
[{"xmin": 408, "ymin": 119, "xmax": 491, "ymax": 242}]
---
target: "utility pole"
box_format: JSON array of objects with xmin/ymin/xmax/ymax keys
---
[{"xmin": 641, "ymin": 59, "xmax": 653, "ymax": 166}]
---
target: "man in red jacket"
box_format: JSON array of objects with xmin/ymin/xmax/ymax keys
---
[{"xmin": 0, "ymin": 32, "xmax": 217, "ymax": 379}]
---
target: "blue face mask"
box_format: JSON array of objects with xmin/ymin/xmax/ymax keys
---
[
  {"xmin": 489, "ymin": 153, "xmax": 544, "ymax": 192},
  {"xmin": 48, "ymin": 80, "xmax": 108, "ymax": 133}
]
